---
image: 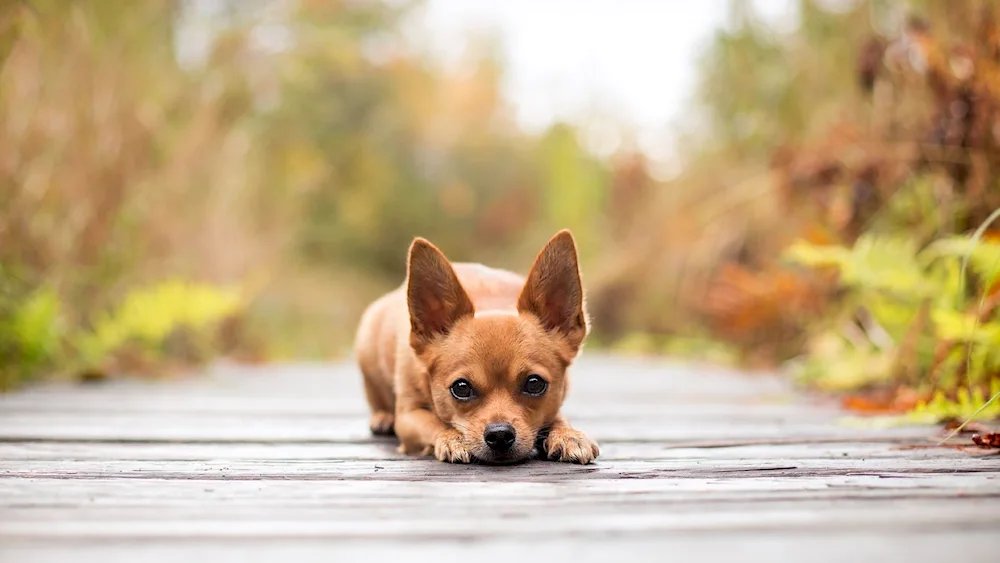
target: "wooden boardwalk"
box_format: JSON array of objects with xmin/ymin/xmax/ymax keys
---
[{"xmin": 1, "ymin": 354, "xmax": 998, "ymax": 562}]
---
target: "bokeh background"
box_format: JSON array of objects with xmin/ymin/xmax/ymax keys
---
[{"xmin": 2, "ymin": 0, "xmax": 999, "ymax": 423}]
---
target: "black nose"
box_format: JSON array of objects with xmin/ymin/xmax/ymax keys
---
[{"xmin": 483, "ymin": 423, "xmax": 516, "ymax": 452}]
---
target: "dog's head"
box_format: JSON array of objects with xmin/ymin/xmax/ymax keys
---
[{"xmin": 405, "ymin": 230, "xmax": 588, "ymax": 464}]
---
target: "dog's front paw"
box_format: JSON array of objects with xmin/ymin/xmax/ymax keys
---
[
  {"xmin": 434, "ymin": 429, "xmax": 473, "ymax": 463},
  {"xmin": 543, "ymin": 426, "xmax": 599, "ymax": 464}
]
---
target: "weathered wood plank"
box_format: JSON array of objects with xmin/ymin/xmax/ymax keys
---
[
  {"xmin": 3, "ymin": 474, "xmax": 998, "ymax": 503},
  {"xmin": 2, "ymin": 456, "xmax": 997, "ymax": 482},
  {"xmin": 3, "ymin": 531, "xmax": 998, "ymax": 563},
  {"xmin": 0, "ymin": 441, "xmax": 975, "ymax": 462},
  {"xmin": 3, "ymin": 497, "xmax": 999, "ymax": 538}
]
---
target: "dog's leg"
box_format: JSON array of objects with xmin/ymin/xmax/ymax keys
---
[
  {"xmin": 394, "ymin": 407, "xmax": 473, "ymax": 463},
  {"xmin": 354, "ymin": 305, "xmax": 396, "ymax": 436},
  {"xmin": 362, "ymin": 373, "xmax": 395, "ymax": 436},
  {"xmin": 541, "ymin": 413, "xmax": 599, "ymax": 464},
  {"xmin": 357, "ymin": 351, "xmax": 395, "ymax": 436}
]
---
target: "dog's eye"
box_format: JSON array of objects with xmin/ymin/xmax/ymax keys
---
[
  {"xmin": 522, "ymin": 374, "xmax": 548, "ymax": 396},
  {"xmin": 450, "ymin": 378, "xmax": 475, "ymax": 400}
]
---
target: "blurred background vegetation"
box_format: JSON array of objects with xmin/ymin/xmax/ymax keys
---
[{"xmin": 1, "ymin": 0, "xmax": 998, "ymax": 423}]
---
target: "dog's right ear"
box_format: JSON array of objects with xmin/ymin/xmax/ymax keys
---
[
  {"xmin": 517, "ymin": 229, "xmax": 588, "ymax": 353},
  {"xmin": 406, "ymin": 237, "xmax": 474, "ymax": 353}
]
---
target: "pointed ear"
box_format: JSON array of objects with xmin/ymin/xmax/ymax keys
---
[
  {"xmin": 517, "ymin": 230, "xmax": 588, "ymax": 351},
  {"xmin": 406, "ymin": 237, "xmax": 474, "ymax": 352}
]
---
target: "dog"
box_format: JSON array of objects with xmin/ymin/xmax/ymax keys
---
[{"xmin": 353, "ymin": 229, "xmax": 599, "ymax": 465}]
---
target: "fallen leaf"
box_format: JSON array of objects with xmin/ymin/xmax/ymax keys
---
[
  {"xmin": 841, "ymin": 389, "xmax": 919, "ymax": 415},
  {"xmin": 971, "ymin": 432, "xmax": 1000, "ymax": 449}
]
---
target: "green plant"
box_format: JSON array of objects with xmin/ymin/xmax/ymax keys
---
[
  {"xmin": 907, "ymin": 381, "xmax": 1000, "ymax": 425},
  {"xmin": 0, "ymin": 285, "xmax": 65, "ymax": 390},
  {"xmin": 0, "ymin": 275, "xmax": 245, "ymax": 391},
  {"xmin": 937, "ymin": 207, "xmax": 1000, "ymax": 438},
  {"xmin": 783, "ymin": 227, "xmax": 1000, "ymax": 422},
  {"xmin": 72, "ymin": 279, "xmax": 245, "ymax": 372},
  {"xmin": 10, "ymin": 287, "xmax": 64, "ymax": 368}
]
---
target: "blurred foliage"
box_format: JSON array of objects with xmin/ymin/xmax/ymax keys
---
[
  {"xmin": 0, "ymin": 278, "xmax": 244, "ymax": 391},
  {"xmin": 2, "ymin": 0, "xmax": 999, "ymax": 426},
  {"xmin": 0, "ymin": 0, "xmax": 274, "ymax": 388},
  {"xmin": 645, "ymin": 0, "xmax": 1000, "ymax": 423},
  {"xmin": 783, "ymin": 232, "xmax": 1000, "ymax": 417},
  {"xmin": 71, "ymin": 279, "xmax": 244, "ymax": 372}
]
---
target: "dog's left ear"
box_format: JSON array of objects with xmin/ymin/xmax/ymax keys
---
[
  {"xmin": 517, "ymin": 229, "xmax": 589, "ymax": 351},
  {"xmin": 406, "ymin": 237, "xmax": 475, "ymax": 354}
]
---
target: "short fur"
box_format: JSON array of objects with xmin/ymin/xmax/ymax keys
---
[{"xmin": 354, "ymin": 230, "xmax": 599, "ymax": 464}]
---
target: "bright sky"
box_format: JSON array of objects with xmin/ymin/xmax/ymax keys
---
[
  {"xmin": 177, "ymin": 0, "xmax": 797, "ymax": 176},
  {"xmin": 408, "ymin": 0, "xmax": 796, "ymax": 175}
]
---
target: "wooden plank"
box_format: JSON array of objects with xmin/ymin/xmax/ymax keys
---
[
  {"xmin": 2, "ymin": 474, "xmax": 998, "ymax": 503},
  {"xmin": 5, "ymin": 484, "xmax": 997, "ymax": 513},
  {"xmin": 2, "ymin": 498, "xmax": 999, "ymax": 539},
  {"xmin": 7, "ymin": 489, "xmax": 999, "ymax": 517},
  {"xmin": 3, "ymin": 477, "xmax": 999, "ymax": 522},
  {"xmin": 0, "ymin": 441, "xmax": 976, "ymax": 462},
  {"xmin": 2, "ymin": 531, "xmax": 998, "ymax": 563},
  {"xmin": 2, "ymin": 456, "xmax": 998, "ymax": 482}
]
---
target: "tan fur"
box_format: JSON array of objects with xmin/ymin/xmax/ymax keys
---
[{"xmin": 353, "ymin": 230, "xmax": 599, "ymax": 464}]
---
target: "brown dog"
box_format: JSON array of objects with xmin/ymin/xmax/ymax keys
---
[{"xmin": 353, "ymin": 230, "xmax": 599, "ymax": 465}]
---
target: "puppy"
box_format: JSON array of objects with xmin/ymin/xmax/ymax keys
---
[{"xmin": 353, "ymin": 230, "xmax": 599, "ymax": 465}]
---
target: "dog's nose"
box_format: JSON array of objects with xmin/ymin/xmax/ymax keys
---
[{"xmin": 483, "ymin": 423, "xmax": 516, "ymax": 452}]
